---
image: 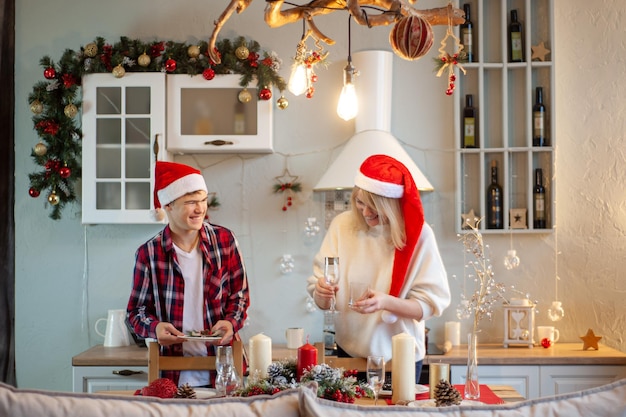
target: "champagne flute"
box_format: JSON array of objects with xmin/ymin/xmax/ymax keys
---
[
  {"xmin": 367, "ymin": 355, "xmax": 385, "ymax": 405},
  {"xmin": 324, "ymin": 257, "xmax": 340, "ymax": 313}
]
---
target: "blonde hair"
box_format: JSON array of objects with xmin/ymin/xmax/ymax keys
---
[{"xmin": 350, "ymin": 187, "xmax": 406, "ymax": 250}]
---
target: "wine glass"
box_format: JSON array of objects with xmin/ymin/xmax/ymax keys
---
[
  {"xmin": 367, "ymin": 355, "xmax": 385, "ymax": 405},
  {"xmin": 324, "ymin": 257, "xmax": 340, "ymax": 313}
]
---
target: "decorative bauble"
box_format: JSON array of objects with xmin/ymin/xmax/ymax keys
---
[
  {"xmin": 34, "ymin": 142, "xmax": 48, "ymax": 156},
  {"xmin": 389, "ymin": 15, "xmax": 434, "ymax": 61},
  {"xmin": 202, "ymin": 67, "xmax": 215, "ymax": 80},
  {"xmin": 138, "ymin": 52, "xmax": 151, "ymax": 67},
  {"xmin": 310, "ymin": 74, "xmax": 318, "ymax": 83},
  {"xmin": 48, "ymin": 191, "xmax": 60, "ymax": 206},
  {"xmin": 541, "ymin": 338, "xmax": 552, "ymax": 348},
  {"xmin": 187, "ymin": 45, "xmax": 201, "ymax": 59},
  {"xmin": 277, "ymin": 96, "xmax": 288, "ymax": 110},
  {"xmin": 59, "ymin": 166, "xmax": 71, "ymax": 179},
  {"xmin": 28, "ymin": 188, "xmax": 40, "ymax": 198},
  {"xmin": 259, "ymin": 87, "xmax": 272, "ymax": 101},
  {"xmin": 30, "ymin": 99, "xmax": 43, "ymax": 114},
  {"xmin": 64, "ymin": 103, "xmax": 78, "ymax": 119},
  {"xmin": 165, "ymin": 58, "xmax": 177, "ymax": 72},
  {"xmin": 44, "ymin": 66, "xmax": 56, "ymax": 80},
  {"xmin": 84, "ymin": 42, "xmax": 98, "ymax": 58},
  {"xmin": 235, "ymin": 44, "xmax": 250, "ymax": 60},
  {"xmin": 305, "ymin": 87, "xmax": 314, "ymax": 99},
  {"xmin": 112, "ymin": 64, "xmax": 126, "ymax": 78},
  {"xmin": 238, "ymin": 88, "xmax": 252, "ymax": 103}
]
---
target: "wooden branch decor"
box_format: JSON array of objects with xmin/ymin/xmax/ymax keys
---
[{"xmin": 208, "ymin": 0, "xmax": 464, "ymax": 64}]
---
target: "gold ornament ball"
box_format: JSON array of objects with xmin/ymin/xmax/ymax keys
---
[
  {"xmin": 138, "ymin": 53, "xmax": 151, "ymax": 67},
  {"xmin": 64, "ymin": 103, "xmax": 78, "ymax": 119},
  {"xmin": 238, "ymin": 88, "xmax": 252, "ymax": 103},
  {"xmin": 187, "ymin": 45, "xmax": 201, "ymax": 58},
  {"xmin": 235, "ymin": 45, "xmax": 250, "ymax": 60},
  {"xmin": 84, "ymin": 42, "xmax": 98, "ymax": 58},
  {"xmin": 277, "ymin": 96, "xmax": 289, "ymax": 110},
  {"xmin": 48, "ymin": 192, "xmax": 60, "ymax": 206},
  {"xmin": 112, "ymin": 64, "xmax": 126, "ymax": 78},
  {"xmin": 30, "ymin": 99, "xmax": 43, "ymax": 114},
  {"xmin": 34, "ymin": 142, "xmax": 48, "ymax": 156}
]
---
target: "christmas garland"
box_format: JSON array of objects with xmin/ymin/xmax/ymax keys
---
[{"xmin": 27, "ymin": 36, "xmax": 287, "ymax": 220}]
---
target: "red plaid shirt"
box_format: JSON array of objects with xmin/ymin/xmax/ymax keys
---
[{"xmin": 127, "ymin": 222, "xmax": 249, "ymax": 383}]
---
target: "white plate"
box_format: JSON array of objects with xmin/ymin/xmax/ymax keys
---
[
  {"xmin": 380, "ymin": 384, "xmax": 429, "ymax": 396},
  {"xmin": 408, "ymin": 399, "xmax": 483, "ymax": 408},
  {"xmin": 194, "ymin": 388, "xmax": 218, "ymax": 399},
  {"xmin": 178, "ymin": 335, "xmax": 221, "ymax": 341}
]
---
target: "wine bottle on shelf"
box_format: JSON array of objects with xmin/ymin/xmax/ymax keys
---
[
  {"xmin": 533, "ymin": 87, "xmax": 547, "ymax": 146},
  {"xmin": 461, "ymin": 4, "xmax": 474, "ymax": 62},
  {"xmin": 462, "ymin": 94, "xmax": 478, "ymax": 148},
  {"xmin": 486, "ymin": 160, "xmax": 503, "ymax": 229},
  {"xmin": 508, "ymin": 9, "xmax": 524, "ymax": 62},
  {"xmin": 533, "ymin": 168, "xmax": 547, "ymax": 229}
]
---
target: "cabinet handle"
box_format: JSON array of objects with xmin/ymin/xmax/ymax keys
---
[
  {"xmin": 204, "ymin": 140, "xmax": 234, "ymax": 147},
  {"xmin": 112, "ymin": 369, "xmax": 145, "ymax": 377},
  {"xmin": 153, "ymin": 134, "xmax": 161, "ymax": 159}
]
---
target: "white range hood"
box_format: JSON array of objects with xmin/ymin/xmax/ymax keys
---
[{"xmin": 313, "ymin": 50, "xmax": 434, "ymax": 192}]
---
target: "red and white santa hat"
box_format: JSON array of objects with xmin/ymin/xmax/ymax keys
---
[
  {"xmin": 152, "ymin": 161, "xmax": 207, "ymax": 220},
  {"xmin": 354, "ymin": 154, "xmax": 425, "ymax": 297}
]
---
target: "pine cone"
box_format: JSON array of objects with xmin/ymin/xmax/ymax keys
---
[
  {"xmin": 433, "ymin": 379, "xmax": 462, "ymax": 407},
  {"xmin": 175, "ymin": 383, "xmax": 196, "ymax": 399}
]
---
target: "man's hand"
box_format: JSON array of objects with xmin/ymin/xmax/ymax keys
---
[{"xmin": 155, "ymin": 322, "xmax": 184, "ymax": 346}]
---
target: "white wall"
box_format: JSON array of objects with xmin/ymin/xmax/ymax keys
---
[{"xmin": 14, "ymin": 0, "xmax": 626, "ymax": 391}]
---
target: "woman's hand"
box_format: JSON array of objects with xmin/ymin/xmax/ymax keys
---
[
  {"xmin": 350, "ymin": 287, "xmax": 387, "ymax": 314},
  {"xmin": 313, "ymin": 276, "xmax": 338, "ymax": 309}
]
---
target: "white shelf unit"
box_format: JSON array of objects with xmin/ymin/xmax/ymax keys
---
[{"xmin": 455, "ymin": 0, "xmax": 555, "ymax": 234}]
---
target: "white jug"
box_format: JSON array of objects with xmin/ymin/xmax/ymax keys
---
[{"xmin": 95, "ymin": 309, "xmax": 131, "ymax": 347}]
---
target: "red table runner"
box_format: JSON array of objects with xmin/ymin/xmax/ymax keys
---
[{"xmin": 386, "ymin": 384, "xmax": 504, "ymax": 405}]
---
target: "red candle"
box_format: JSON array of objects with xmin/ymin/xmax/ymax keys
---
[{"xmin": 297, "ymin": 342, "xmax": 317, "ymax": 380}]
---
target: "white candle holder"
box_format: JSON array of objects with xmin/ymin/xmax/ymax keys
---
[{"xmin": 502, "ymin": 302, "xmax": 535, "ymax": 348}]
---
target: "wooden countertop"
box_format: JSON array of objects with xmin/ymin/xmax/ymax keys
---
[{"xmin": 73, "ymin": 342, "xmax": 626, "ymax": 367}]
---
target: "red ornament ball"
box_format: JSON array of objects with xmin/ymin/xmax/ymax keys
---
[
  {"xmin": 59, "ymin": 166, "xmax": 71, "ymax": 179},
  {"xmin": 28, "ymin": 188, "xmax": 40, "ymax": 198},
  {"xmin": 310, "ymin": 74, "xmax": 318, "ymax": 83},
  {"xmin": 259, "ymin": 88, "xmax": 272, "ymax": 101},
  {"xmin": 305, "ymin": 87, "xmax": 315, "ymax": 99},
  {"xmin": 44, "ymin": 67, "xmax": 56, "ymax": 79},
  {"xmin": 202, "ymin": 68, "xmax": 215, "ymax": 80},
  {"xmin": 541, "ymin": 338, "xmax": 552, "ymax": 348},
  {"xmin": 389, "ymin": 15, "xmax": 434, "ymax": 61},
  {"xmin": 165, "ymin": 58, "xmax": 177, "ymax": 73}
]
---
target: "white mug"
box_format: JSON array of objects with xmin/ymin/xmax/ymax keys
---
[
  {"xmin": 536, "ymin": 326, "xmax": 560, "ymax": 344},
  {"xmin": 285, "ymin": 327, "xmax": 304, "ymax": 349},
  {"xmin": 95, "ymin": 309, "xmax": 131, "ymax": 347}
]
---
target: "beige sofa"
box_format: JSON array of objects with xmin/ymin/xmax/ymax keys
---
[{"xmin": 1, "ymin": 378, "xmax": 625, "ymax": 417}]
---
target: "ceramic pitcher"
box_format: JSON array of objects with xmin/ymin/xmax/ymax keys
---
[{"xmin": 95, "ymin": 309, "xmax": 131, "ymax": 347}]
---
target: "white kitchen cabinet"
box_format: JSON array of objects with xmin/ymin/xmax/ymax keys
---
[
  {"xmin": 455, "ymin": 0, "xmax": 555, "ymax": 233},
  {"xmin": 539, "ymin": 365, "xmax": 626, "ymax": 397},
  {"xmin": 72, "ymin": 365, "xmax": 147, "ymax": 393}
]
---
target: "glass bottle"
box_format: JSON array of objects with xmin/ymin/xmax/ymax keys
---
[
  {"xmin": 533, "ymin": 168, "xmax": 546, "ymax": 228},
  {"xmin": 533, "ymin": 87, "xmax": 547, "ymax": 146},
  {"xmin": 508, "ymin": 9, "xmax": 524, "ymax": 62},
  {"xmin": 462, "ymin": 94, "xmax": 478, "ymax": 148},
  {"xmin": 461, "ymin": 4, "xmax": 474, "ymax": 62},
  {"xmin": 465, "ymin": 332, "xmax": 480, "ymax": 400},
  {"xmin": 486, "ymin": 160, "xmax": 503, "ymax": 229}
]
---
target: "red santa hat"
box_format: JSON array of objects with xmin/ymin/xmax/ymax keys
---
[
  {"xmin": 354, "ymin": 154, "xmax": 425, "ymax": 297},
  {"xmin": 152, "ymin": 161, "xmax": 207, "ymax": 220}
]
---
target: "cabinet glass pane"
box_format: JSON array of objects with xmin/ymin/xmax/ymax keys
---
[
  {"xmin": 125, "ymin": 182, "xmax": 150, "ymax": 210},
  {"xmin": 484, "ymin": 68, "xmax": 503, "ymax": 148},
  {"xmin": 96, "ymin": 148, "xmax": 121, "ymax": 178},
  {"xmin": 506, "ymin": 68, "xmax": 527, "ymax": 147},
  {"xmin": 96, "ymin": 119, "xmax": 121, "ymax": 145},
  {"xmin": 460, "ymin": 153, "xmax": 481, "ymax": 221},
  {"xmin": 179, "ymin": 87, "xmax": 258, "ymax": 135},
  {"xmin": 126, "ymin": 87, "xmax": 151, "ymax": 114},
  {"xmin": 96, "ymin": 182, "xmax": 121, "ymax": 209},
  {"xmin": 125, "ymin": 148, "xmax": 150, "ymax": 179},
  {"xmin": 96, "ymin": 87, "xmax": 121, "ymax": 114},
  {"xmin": 125, "ymin": 118, "xmax": 151, "ymax": 145}
]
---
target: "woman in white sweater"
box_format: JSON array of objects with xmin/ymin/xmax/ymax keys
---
[{"xmin": 307, "ymin": 154, "xmax": 450, "ymax": 382}]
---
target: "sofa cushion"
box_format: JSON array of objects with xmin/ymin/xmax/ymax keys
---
[
  {"xmin": 0, "ymin": 382, "xmax": 300, "ymax": 417},
  {"xmin": 298, "ymin": 378, "xmax": 626, "ymax": 417}
]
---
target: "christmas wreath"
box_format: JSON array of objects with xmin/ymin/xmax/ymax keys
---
[{"xmin": 27, "ymin": 36, "xmax": 286, "ymax": 220}]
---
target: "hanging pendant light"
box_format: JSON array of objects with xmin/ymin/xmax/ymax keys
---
[{"xmin": 336, "ymin": 16, "xmax": 358, "ymax": 121}]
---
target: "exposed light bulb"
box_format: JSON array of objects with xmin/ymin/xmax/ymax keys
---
[
  {"xmin": 288, "ymin": 64, "xmax": 308, "ymax": 96},
  {"xmin": 336, "ymin": 62, "xmax": 358, "ymax": 121}
]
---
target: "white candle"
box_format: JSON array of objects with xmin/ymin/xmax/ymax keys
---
[
  {"xmin": 391, "ymin": 332, "xmax": 416, "ymax": 404},
  {"xmin": 445, "ymin": 321, "xmax": 461, "ymax": 346},
  {"xmin": 248, "ymin": 333, "xmax": 272, "ymax": 378}
]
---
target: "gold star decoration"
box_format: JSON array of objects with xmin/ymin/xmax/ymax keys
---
[
  {"xmin": 461, "ymin": 209, "xmax": 480, "ymax": 229},
  {"xmin": 273, "ymin": 169, "xmax": 302, "ymax": 212},
  {"xmin": 579, "ymin": 328, "xmax": 602, "ymax": 350},
  {"xmin": 531, "ymin": 41, "xmax": 551, "ymax": 62}
]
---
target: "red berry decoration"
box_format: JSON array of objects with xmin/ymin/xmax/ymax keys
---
[
  {"xmin": 29, "ymin": 188, "xmax": 40, "ymax": 198},
  {"xmin": 165, "ymin": 58, "xmax": 177, "ymax": 73},
  {"xmin": 59, "ymin": 166, "xmax": 71, "ymax": 179},
  {"xmin": 202, "ymin": 67, "xmax": 215, "ymax": 80},
  {"xmin": 259, "ymin": 87, "xmax": 272, "ymax": 101},
  {"xmin": 139, "ymin": 377, "xmax": 178, "ymax": 398},
  {"xmin": 541, "ymin": 337, "xmax": 552, "ymax": 348},
  {"xmin": 43, "ymin": 67, "xmax": 56, "ymax": 79}
]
